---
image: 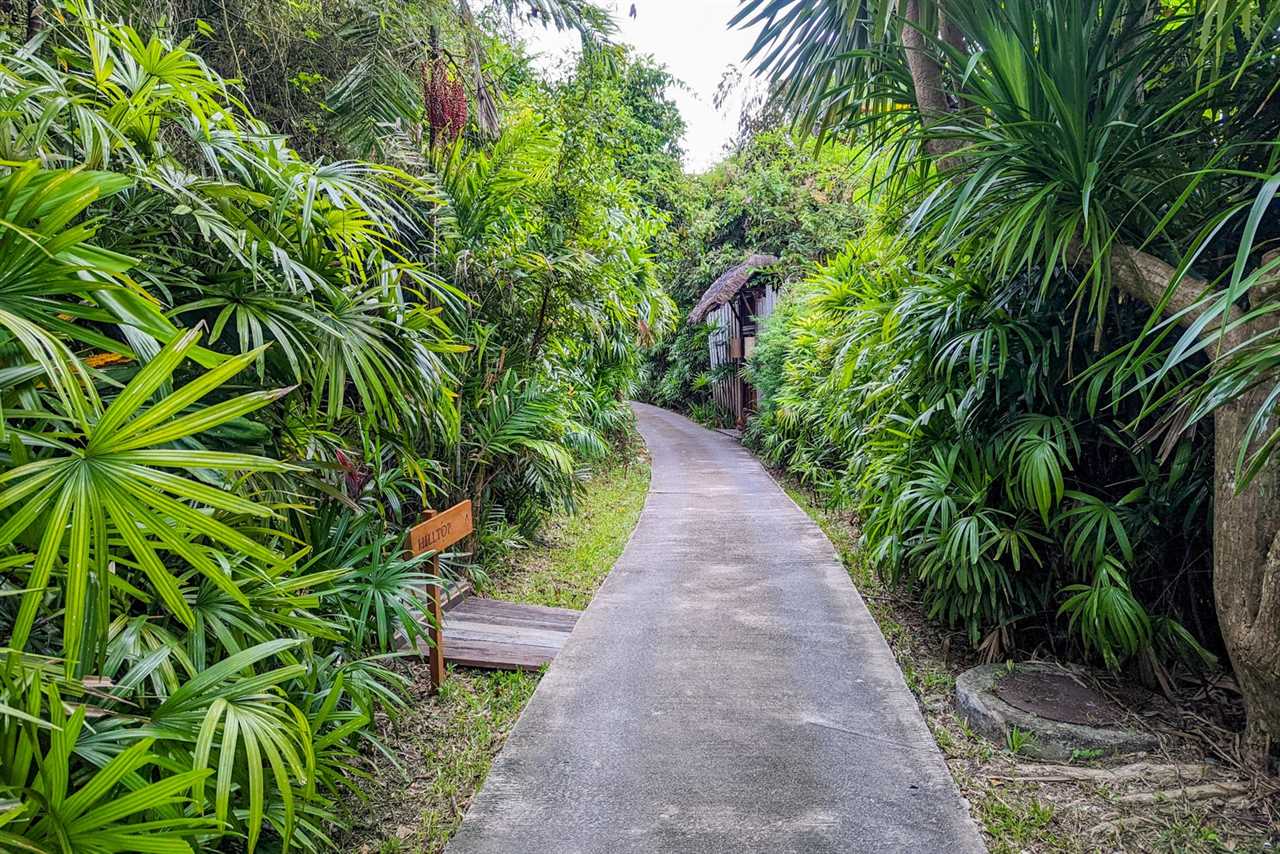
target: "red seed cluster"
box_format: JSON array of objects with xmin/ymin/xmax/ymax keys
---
[{"xmin": 422, "ymin": 58, "xmax": 468, "ymax": 144}]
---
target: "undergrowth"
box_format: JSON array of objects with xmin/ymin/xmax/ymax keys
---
[
  {"xmin": 484, "ymin": 444, "xmax": 651, "ymax": 609},
  {"xmin": 780, "ymin": 477, "xmax": 1277, "ymax": 854},
  {"xmin": 340, "ymin": 447, "xmax": 650, "ymax": 853}
]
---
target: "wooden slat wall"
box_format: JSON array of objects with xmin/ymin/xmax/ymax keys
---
[
  {"xmin": 758, "ymin": 283, "xmax": 779, "ymax": 321},
  {"xmin": 705, "ymin": 284, "xmax": 780, "ymax": 424},
  {"xmin": 707, "ymin": 303, "xmax": 732, "ymax": 373},
  {"xmin": 707, "ymin": 302, "xmax": 737, "ymax": 418}
]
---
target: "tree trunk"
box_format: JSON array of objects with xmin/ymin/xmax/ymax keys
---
[
  {"xmin": 529, "ymin": 281, "xmax": 552, "ymax": 363},
  {"xmin": 1085, "ymin": 249, "xmax": 1280, "ymax": 769},
  {"xmin": 901, "ymin": 0, "xmax": 964, "ymax": 171},
  {"xmin": 1213, "ymin": 380, "xmax": 1280, "ymax": 770},
  {"xmin": 1085, "ymin": 245, "xmax": 1280, "ymax": 767}
]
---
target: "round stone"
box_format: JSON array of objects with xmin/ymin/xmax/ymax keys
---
[{"xmin": 955, "ymin": 662, "xmax": 1160, "ymax": 760}]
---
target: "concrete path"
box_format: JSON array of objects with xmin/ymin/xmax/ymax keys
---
[{"xmin": 447, "ymin": 403, "xmax": 986, "ymax": 853}]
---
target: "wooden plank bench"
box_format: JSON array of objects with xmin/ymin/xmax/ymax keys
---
[
  {"xmin": 401, "ymin": 594, "xmax": 581, "ymax": 673},
  {"xmin": 438, "ymin": 597, "xmax": 579, "ymax": 672},
  {"xmin": 397, "ymin": 500, "xmax": 582, "ymax": 683}
]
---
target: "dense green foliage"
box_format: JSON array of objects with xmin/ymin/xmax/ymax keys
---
[
  {"xmin": 651, "ymin": 128, "xmax": 1223, "ymax": 666},
  {"xmin": 749, "ymin": 237, "xmax": 1214, "ymax": 667},
  {"xmin": 0, "ymin": 0, "xmax": 681, "ymax": 849},
  {"xmin": 727, "ymin": 0, "xmax": 1280, "ymax": 703},
  {"xmin": 641, "ymin": 131, "xmax": 867, "ymax": 417}
]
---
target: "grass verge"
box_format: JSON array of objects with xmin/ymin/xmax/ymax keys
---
[
  {"xmin": 780, "ymin": 478, "xmax": 1278, "ymax": 854},
  {"xmin": 340, "ymin": 442, "xmax": 650, "ymax": 854},
  {"xmin": 480, "ymin": 454, "xmax": 651, "ymax": 610}
]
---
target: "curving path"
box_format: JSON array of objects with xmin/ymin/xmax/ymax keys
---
[{"xmin": 447, "ymin": 403, "xmax": 986, "ymax": 853}]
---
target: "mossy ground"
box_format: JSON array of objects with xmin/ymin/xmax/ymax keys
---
[{"xmin": 481, "ymin": 449, "xmax": 651, "ymax": 610}]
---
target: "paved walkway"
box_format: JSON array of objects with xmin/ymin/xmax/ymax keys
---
[{"xmin": 447, "ymin": 404, "xmax": 986, "ymax": 853}]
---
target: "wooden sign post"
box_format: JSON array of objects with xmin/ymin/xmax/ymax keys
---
[{"xmin": 407, "ymin": 499, "xmax": 473, "ymax": 692}]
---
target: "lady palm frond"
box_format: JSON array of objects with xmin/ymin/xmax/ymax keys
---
[
  {"xmin": 0, "ymin": 164, "xmax": 200, "ymax": 415},
  {"xmin": 324, "ymin": 522, "xmax": 436, "ymax": 654},
  {"xmin": 103, "ymin": 614, "xmax": 196, "ymax": 702},
  {"xmin": 1059, "ymin": 555, "xmax": 1152, "ymax": 669},
  {"xmin": 143, "ymin": 639, "xmax": 311, "ymax": 853},
  {"xmin": 0, "ymin": 328, "xmax": 294, "ymax": 673},
  {"xmin": 1002, "ymin": 414, "xmax": 1077, "ymax": 523},
  {"xmin": 0, "ymin": 671, "xmax": 216, "ymax": 853}
]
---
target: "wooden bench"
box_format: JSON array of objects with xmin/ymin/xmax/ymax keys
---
[{"xmin": 400, "ymin": 501, "xmax": 582, "ymax": 689}]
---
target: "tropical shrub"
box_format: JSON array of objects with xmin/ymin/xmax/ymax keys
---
[
  {"xmin": 421, "ymin": 47, "xmax": 679, "ymax": 540},
  {"xmin": 0, "ymin": 1, "xmax": 679, "ymax": 850},
  {"xmin": 749, "ymin": 238, "xmax": 1214, "ymax": 670},
  {"xmin": 0, "ymin": 8, "xmax": 446, "ymax": 849},
  {"xmin": 737, "ymin": 0, "xmax": 1280, "ymax": 761}
]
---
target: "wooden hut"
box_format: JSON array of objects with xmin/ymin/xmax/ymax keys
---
[{"xmin": 687, "ymin": 253, "xmax": 780, "ymax": 428}]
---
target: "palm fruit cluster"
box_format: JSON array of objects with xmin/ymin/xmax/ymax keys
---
[{"xmin": 422, "ymin": 57, "xmax": 467, "ymax": 143}]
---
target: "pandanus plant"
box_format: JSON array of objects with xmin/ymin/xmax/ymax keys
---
[{"xmin": 733, "ymin": 0, "xmax": 1280, "ymax": 765}]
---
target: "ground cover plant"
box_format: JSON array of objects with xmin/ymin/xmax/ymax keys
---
[
  {"xmin": 0, "ymin": 0, "xmax": 681, "ymax": 850},
  {"xmin": 481, "ymin": 447, "xmax": 650, "ymax": 610}
]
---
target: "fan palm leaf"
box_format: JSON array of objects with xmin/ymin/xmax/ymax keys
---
[{"xmin": 0, "ymin": 328, "xmax": 295, "ymax": 673}]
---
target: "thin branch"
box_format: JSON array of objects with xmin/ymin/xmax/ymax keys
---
[{"xmin": 1069, "ymin": 238, "xmax": 1243, "ymax": 338}]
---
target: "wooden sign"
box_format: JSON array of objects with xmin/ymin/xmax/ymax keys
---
[
  {"xmin": 406, "ymin": 500, "xmax": 473, "ymax": 693},
  {"xmin": 408, "ymin": 499, "xmax": 473, "ymax": 556}
]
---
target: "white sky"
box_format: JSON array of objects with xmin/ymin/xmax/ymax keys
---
[{"xmin": 518, "ymin": 1, "xmax": 763, "ymax": 172}]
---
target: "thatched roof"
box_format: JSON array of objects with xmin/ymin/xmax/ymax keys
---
[{"xmin": 687, "ymin": 253, "xmax": 779, "ymax": 324}]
